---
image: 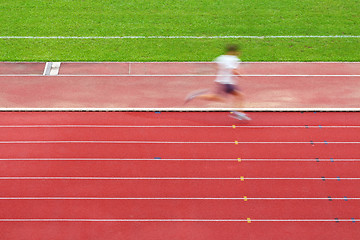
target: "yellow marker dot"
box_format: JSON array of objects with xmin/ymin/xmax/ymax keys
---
[
  {"xmin": 230, "ymin": 112, "xmax": 234, "ymax": 114},
  {"xmin": 240, "ymin": 176, "xmax": 245, "ymax": 181},
  {"xmin": 244, "ymin": 196, "xmax": 248, "ymax": 201},
  {"xmin": 237, "ymin": 158, "xmax": 242, "ymax": 162},
  {"xmin": 247, "ymin": 218, "xmax": 251, "ymax": 223},
  {"xmin": 235, "ymin": 141, "xmax": 238, "ymax": 145},
  {"xmin": 232, "ymin": 125, "xmax": 236, "ymax": 128}
]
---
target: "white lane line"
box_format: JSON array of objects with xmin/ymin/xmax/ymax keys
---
[
  {"xmin": 0, "ymin": 140, "xmax": 230, "ymax": 144},
  {"xmin": 239, "ymin": 158, "xmax": 360, "ymax": 162},
  {"xmin": 0, "ymin": 218, "xmax": 356, "ymax": 222},
  {"xmin": 0, "ymin": 107, "xmax": 359, "ymax": 112},
  {"xmin": 0, "ymin": 158, "xmax": 359, "ymax": 162},
  {"xmin": 58, "ymin": 74, "xmax": 360, "ymax": 77},
  {"xmin": 1, "ymin": 74, "xmax": 360, "ymax": 77},
  {"xmin": 0, "ymin": 158, "xmax": 236, "ymax": 161},
  {"xmin": 0, "ymin": 197, "xmax": 358, "ymax": 200},
  {"xmin": 0, "ymin": 177, "xmax": 243, "ymax": 180},
  {"xmin": 1, "ymin": 35, "xmax": 360, "ymax": 39},
  {"xmin": 0, "ymin": 140, "xmax": 358, "ymax": 144},
  {"xmin": 0, "ymin": 125, "xmax": 359, "ymax": 128},
  {"xmin": 0, "ymin": 177, "xmax": 359, "ymax": 180},
  {"xmin": 0, "ymin": 125, "xmax": 233, "ymax": 128}
]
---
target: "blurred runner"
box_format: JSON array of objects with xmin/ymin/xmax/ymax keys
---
[{"xmin": 185, "ymin": 44, "xmax": 250, "ymax": 121}]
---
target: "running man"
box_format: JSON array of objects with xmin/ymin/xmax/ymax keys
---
[{"xmin": 185, "ymin": 44, "xmax": 250, "ymax": 121}]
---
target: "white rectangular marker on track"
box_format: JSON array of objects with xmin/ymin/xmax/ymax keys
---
[
  {"xmin": 43, "ymin": 62, "xmax": 52, "ymax": 75},
  {"xmin": 43, "ymin": 62, "xmax": 61, "ymax": 76},
  {"xmin": 49, "ymin": 62, "xmax": 61, "ymax": 75}
]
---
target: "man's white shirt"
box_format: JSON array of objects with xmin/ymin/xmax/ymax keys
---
[{"xmin": 214, "ymin": 55, "xmax": 240, "ymax": 84}]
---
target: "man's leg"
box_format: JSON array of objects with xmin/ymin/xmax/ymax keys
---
[
  {"xmin": 230, "ymin": 90, "xmax": 251, "ymax": 121},
  {"xmin": 231, "ymin": 90, "xmax": 245, "ymax": 109}
]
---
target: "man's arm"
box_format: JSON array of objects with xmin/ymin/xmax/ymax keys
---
[{"xmin": 232, "ymin": 68, "xmax": 241, "ymax": 76}]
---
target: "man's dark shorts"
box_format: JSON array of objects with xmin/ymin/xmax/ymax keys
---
[{"xmin": 217, "ymin": 83, "xmax": 240, "ymax": 95}]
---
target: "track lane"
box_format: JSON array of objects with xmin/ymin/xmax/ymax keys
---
[
  {"xmin": 0, "ymin": 199, "xmax": 358, "ymax": 219},
  {"xmin": 58, "ymin": 62, "xmax": 360, "ymax": 75},
  {"xmin": 0, "ymin": 111, "xmax": 358, "ymax": 240},
  {"xmin": 0, "ymin": 180, "xmax": 359, "ymax": 198},
  {"xmin": 0, "ymin": 222, "xmax": 360, "ymax": 240},
  {"xmin": 1, "ymin": 221, "xmax": 359, "ymax": 240},
  {"xmin": 0, "ymin": 112, "xmax": 359, "ymax": 126},
  {"xmin": 0, "ymin": 127, "xmax": 358, "ymax": 141},
  {"xmin": 0, "ymin": 161, "xmax": 359, "ymax": 178},
  {"xmin": 1, "ymin": 74, "xmax": 360, "ymax": 108},
  {"xmin": 0, "ymin": 143, "xmax": 358, "ymax": 159}
]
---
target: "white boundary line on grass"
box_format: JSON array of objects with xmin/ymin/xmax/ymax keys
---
[
  {"xmin": 1, "ymin": 35, "xmax": 360, "ymax": 39},
  {"xmin": 2, "ymin": 61, "xmax": 360, "ymax": 63}
]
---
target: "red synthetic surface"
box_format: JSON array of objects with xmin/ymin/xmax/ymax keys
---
[
  {"xmin": 0, "ymin": 63, "xmax": 45, "ymax": 75},
  {"xmin": 0, "ymin": 76, "xmax": 359, "ymax": 108},
  {"xmin": 1, "ymin": 62, "xmax": 359, "ymax": 239},
  {"xmin": 0, "ymin": 62, "xmax": 360, "ymax": 108},
  {"xmin": 59, "ymin": 62, "xmax": 360, "ymax": 75},
  {"xmin": 1, "ymin": 222, "xmax": 359, "ymax": 240},
  {"xmin": 0, "ymin": 111, "xmax": 359, "ymax": 240}
]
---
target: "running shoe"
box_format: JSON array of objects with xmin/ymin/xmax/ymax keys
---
[{"xmin": 230, "ymin": 111, "xmax": 251, "ymax": 121}]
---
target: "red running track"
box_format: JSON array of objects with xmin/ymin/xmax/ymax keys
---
[
  {"xmin": 1, "ymin": 62, "xmax": 360, "ymax": 108},
  {"xmin": 0, "ymin": 111, "xmax": 359, "ymax": 240}
]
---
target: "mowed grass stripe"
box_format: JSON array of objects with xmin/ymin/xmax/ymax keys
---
[
  {"xmin": 1, "ymin": 0, "xmax": 359, "ymax": 36},
  {"xmin": 0, "ymin": 0, "xmax": 359, "ymax": 61},
  {"xmin": 1, "ymin": 38, "xmax": 359, "ymax": 62}
]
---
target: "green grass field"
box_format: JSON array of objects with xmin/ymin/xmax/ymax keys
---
[{"xmin": 0, "ymin": 0, "xmax": 359, "ymax": 61}]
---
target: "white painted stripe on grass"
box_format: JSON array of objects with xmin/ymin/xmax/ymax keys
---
[
  {"xmin": 0, "ymin": 218, "xmax": 356, "ymax": 222},
  {"xmin": 1, "ymin": 35, "xmax": 360, "ymax": 39}
]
